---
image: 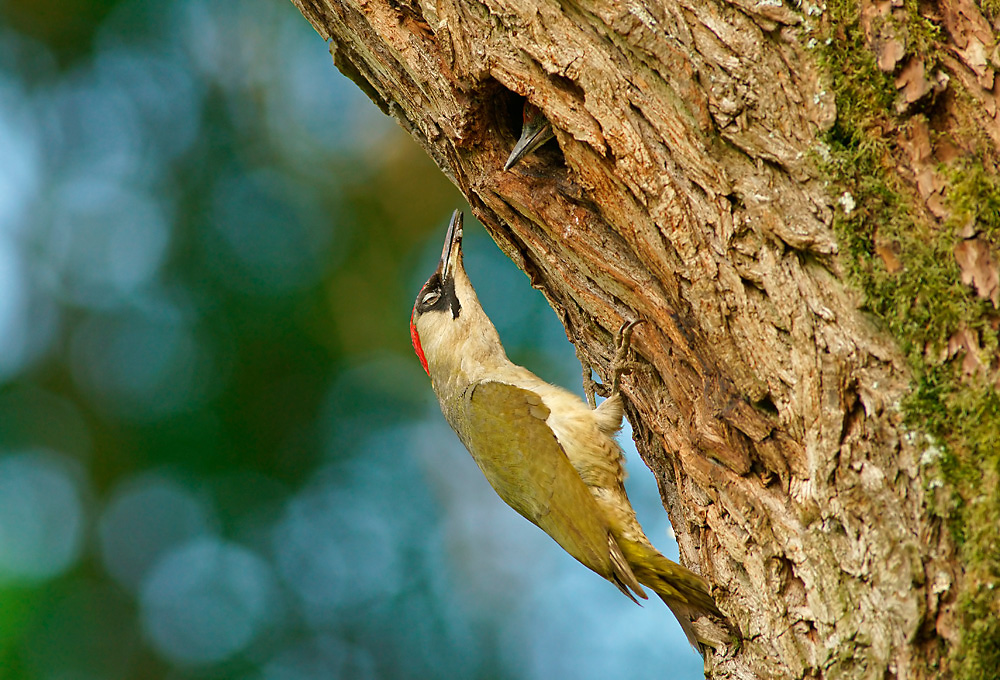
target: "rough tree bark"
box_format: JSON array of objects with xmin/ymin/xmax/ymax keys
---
[{"xmin": 289, "ymin": 1, "xmax": 999, "ymax": 678}]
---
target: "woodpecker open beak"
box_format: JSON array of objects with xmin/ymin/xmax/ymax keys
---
[
  {"xmin": 439, "ymin": 210, "xmax": 463, "ymax": 280},
  {"xmin": 504, "ymin": 103, "xmax": 555, "ymax": 171}
]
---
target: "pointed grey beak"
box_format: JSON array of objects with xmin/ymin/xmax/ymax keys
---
[
  {"xmin": 504, "ymin": 116, "xmax": 555, "ymax": 171},
  {"xmin": 440, "ymin": 210, "xmax": 463, "ymax": 280}
]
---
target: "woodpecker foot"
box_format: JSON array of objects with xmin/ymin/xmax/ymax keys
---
[
  {"xmin": 585, "ymin": 319, "xmax": 646, "ymax": 403},
  {"xmin": 610, "ymin": 319, "xmax": 646, "ymax": 395}
]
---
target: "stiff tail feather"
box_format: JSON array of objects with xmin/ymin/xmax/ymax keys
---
[
  {"xmin": 607, "ymin": 533, "xmax": 647, "ymax": 604},
  {"xmin": 659, "ymin": 594, "xmax": 708, "ymax": 651},
  {"xmin": 620, "ymin": 539, "xmax": 727, "ymax": 653}
]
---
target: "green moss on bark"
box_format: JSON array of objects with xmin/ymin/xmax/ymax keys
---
[{"xmin": 810, "ymin": 0, "xmax": 1000, "ymax": 677}]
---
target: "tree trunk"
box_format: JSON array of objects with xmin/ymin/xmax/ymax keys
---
[{"xmin": 289, "ymin": 0, "xmax": 1000, "ymax": 678}]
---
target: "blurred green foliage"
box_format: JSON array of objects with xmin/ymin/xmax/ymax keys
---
[{"xmin": 0, "ymin": 1, "xmax": 702, "ymax": 678}]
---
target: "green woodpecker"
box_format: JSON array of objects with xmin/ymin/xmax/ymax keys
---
[
  {"xmin": 410, "ymin": 211, "xmax": 722, "ymax": 650},
  {"xmin": 503, "ymin": 102, "xmax": 555, "ymax": 171}
]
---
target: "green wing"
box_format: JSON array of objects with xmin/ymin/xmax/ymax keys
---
[{"xmin": 451, "ymin": 380, "xmax": 644, "ymax": 599}]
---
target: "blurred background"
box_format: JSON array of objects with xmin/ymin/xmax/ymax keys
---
[{"xmin": 0, "ymin": 0, "xmax": 703, "ymax": 677}]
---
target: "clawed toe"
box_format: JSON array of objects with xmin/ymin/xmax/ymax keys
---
[
  {"xmin": 577, "ymin": 319, "xmax": 647, "ymax": 406},
  {"xmin": 611, "ymin": 319, "xmax": 645, "ymax": 394}
]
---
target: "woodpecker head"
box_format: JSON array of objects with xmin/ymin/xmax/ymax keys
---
[
  {"xmin": 410, "ymin": 211, "xmax": 506, "ymax": 386},
  {"xmin": 503, "ymin": 102, "xmax": 555, "ymax": 171}
]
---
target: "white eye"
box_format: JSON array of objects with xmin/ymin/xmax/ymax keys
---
[{"xmin": 421, "ymin": 291, "xmax": 441, "ymax": 306}]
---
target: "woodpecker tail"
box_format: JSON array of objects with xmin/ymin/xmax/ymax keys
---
[
  {"xmin": 657, "ymin": 592, "xmax": 734, "ymax": 655},
  {"xmin": 620, "ymin": 539, "xmax": 726, "ymax": 652}
]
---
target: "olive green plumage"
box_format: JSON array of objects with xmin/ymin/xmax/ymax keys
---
[{"xmin": 445, "ymin": 380, "xmax": 645, "ymax": 601}]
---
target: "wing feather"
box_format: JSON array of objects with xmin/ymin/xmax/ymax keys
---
[{"xmin": 451, "ymin": 380, "xmax": 645, "ymax": 600}]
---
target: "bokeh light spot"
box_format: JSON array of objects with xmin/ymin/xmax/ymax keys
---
[
  {"xmin": 0, "ymin": 237, "xmax": 56, "ymax": 380},
  {"xmin": 0, "ymin": 451, "xmax": 86, "ymax": 584},
  {"xmin": 272, "ymin": 481, "xmax": 403, "ymax": 624},
  {"xmin": 140, "ymin": 537, "xmax": 276, "ymax": 666},
  {"xmin": 98, "ymin": 472, "xmax": 215, "ymax": 592},
  {"xmin": 43, "ymin": 178, "xmax": 170, "ymax": 307},
  {"xmin": 0, "ymin": 76, "xmax": 41, "ymax": 235},
  {"xmin": 70, "ymin": 307, "xmax": 217, "ymax": 421},
  {"xmin": 91, "ymin": 47, "xmax": 203, "ymax": 165}
]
